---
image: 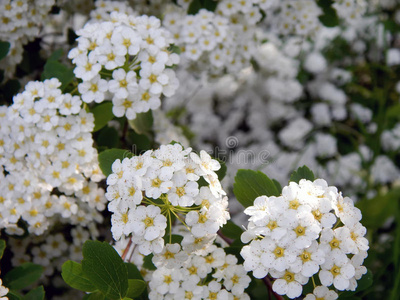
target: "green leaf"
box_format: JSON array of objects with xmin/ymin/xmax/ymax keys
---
[
  {"xmin": 83, "ymin": 292, "xmax": 105, "ymax": 300},
  {"xmin": 48, "ymin": 49, "xmax": 64, "ymax": 61},
  {"xmin": 128, "ymin": 110, "xmax": 153, "ymax": 136},
  {"xmin": 163, "ymin": 234, "xmax": 183, "ymax": 245},
  {"xmin": 22, "ymin": 286, "xmax": 45, "ymax": 300},
  {"xmin": 356, "ymin": 187, "xmax": 400, "ymax": 229},
  {"xmin": 0, "ymin": 41, "xmax": 10, "ymax": 61},
  {"xmin": 143, "ymin": 254, "xmax": 156, "ymax": 271},
  {"xmin": 317, "ymin": 0, "xmax": 339, "ymax": 27},
  {"xmin": 339, "ymin": 269, "xmax": 373, "ymax": 298},
  {"xmin": 61, "ymin": 261, "xmax": 98, "ymax": 293},
  {"xmin": 0, "ymin": 239, "xmax": 5, "ymax": 259},
  {"xmin": 233, "ymin": 169, "xmax": 280, "ymax": 208},
  {"xmin": 125, "ymin": 263, "xmax": 144, "ymax": 280},
  {"xmin": 41, "ymin": 60, "xmax": 74, "ymax": 91},
  {"xmin": 97, "ymin": 127, "xmax": 120, "ymax": 148},
  {"xmin": 126, "ymin": 279, "xmax": 146, "ymax": 299},
  {"xmin": 289, "ymin": 165, "xmax": 315, "ymax": 183},
  {"xmin": 220, "ymin": 220, "xmax": 244, "ymax": 240},
  {"xmin": 188, "ymin": 0, "xmax": 202, "ymax": 14},
  {"xmin": 82, "ymin": 240, "xmax": 128, "ymax": 300},
  {"xmin": 98, "ymin": 148, "xmax": 133, "ymax": 176},
  {"xmin": 91, "ymin": 102, "xmax": 115, "ymax": 132},
  {"xmin": 272, "ymin": 179, "xmax": 282, "ymax": 192},
  {"xmin": 3, "ymin": 263, "xmax": 43, "ymax": 290},
  {"xmin": 6, "ymin": 291, "xmax": 22, "ymax": 300}
]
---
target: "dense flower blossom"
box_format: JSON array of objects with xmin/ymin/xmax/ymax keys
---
[{"xmin": 240, "ymin": 179, "xmax": 368, "ymax": 299}]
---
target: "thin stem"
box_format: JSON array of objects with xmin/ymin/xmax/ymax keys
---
[
  {"xmin": 121, "ymin": 237, "xmax": 132, "ymax": 261},
  {"xmin": 262, "ymin": 276, "xmax": 284, "ymax": 300}
]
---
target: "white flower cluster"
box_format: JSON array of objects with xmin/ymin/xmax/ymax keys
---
[
  {"xmin": 0, "ymin": 0, "xmax": 55, "ymax": 78},
  {"xmin": 333, "ymin": 0, "xmax": 367, "ymax": 24},
  {"xmin": 0, "ymin": 78, "xmax": 106, "ymax": 235},
  {"xmin": 164, "ymin": 3, "xmax": 259, "ymax": 75},
  {"xmin": 265, "ymin": 0, "xmax": 323, "ymax": 36},
  {"xmin": 68, "ymin": 12, "xmax": 179, "ymax": 120},
  {"xmin": 240, "ymin": 179, "xmax": 368, "ymax": 299},
  {"xmin": 147, "ymin": 244, "xmax": 251, "ymax": 299},
  {"xmin": 89, "ymin": 0, "xmax": 135, "ymax": 22},
  {"xmin": 106, "ymin": 144, "xmax": 230, "ymax": 256},
  {"xmin": 0, "ymin": 278, "xmax": 8, "ymax": 300}
]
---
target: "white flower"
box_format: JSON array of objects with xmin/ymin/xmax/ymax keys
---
[
  {"xmin": 304, "ymin": 286, "xmax": 338, "ymax": 300},
  {"xmin": 319, "ymin": 250, "xmax": 355, "ymax": 290},
  {"xmin": 271, "ymin": 269, "xmax": 308, "ymax": 299},
  {"xmin": 152, "ymin": 243, "xmax": 189, "ymax": 269},
  {"xmin": 131, "ymin": 205, "xmax": 167, "ymax": 241}
]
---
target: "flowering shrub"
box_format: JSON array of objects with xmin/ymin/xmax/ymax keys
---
[{"xmin": 0, "ymin": 0, "xmax": 399, "ymax": 299}]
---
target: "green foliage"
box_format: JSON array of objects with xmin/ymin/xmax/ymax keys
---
[
  {"xmin": 289, "ymin": 165, "xmax": 315, "ymax": 183},
  {"xmin": 356, "ymin": 187, "xmax": 400, "ymax": 229},
  {"xmin": 41, "ymin": 49, "xmax": 74, "ymax": 91},
  {"xmin": 128, "ymin": 110, "xmax": 153, "ymax": 137},
  {"xmin": 125, "ymin": 263, "xmax": 144, "ymax": 281},
  {"xmin": 0, "ymin": 41, "xmax": 10, "ymax": 61},
  {"xmin": 82, "ymin": 240, "xmax": 129, "ymax": 300},
  {"xmin": 126, "ymin": 279, "xmax": 146, "ymax": 299},
  {"xmin": 61, "ymin": 261, "xmax": 98, "ymax": 292},
  {"xmin": 98, "ymin": 148, "xmax": 133, "ymax": 176},
  {"xmin": 339, "ymin": 269, "xmax": 373, "ymax": 298},
  {"xmin": 233, "ymin": 169, "xmax": 280, "ymax": 208},
  {"xmin": 188, "ymin": 0, "xmax": 218, "ymax": 14},
  {"xmin": 3, "ymin": 263, "xmax": 43, "ymax": 290},
  {"xmin": 317, "ymin": 0, "xmax": 339, "ymax": 27},
  {"xmin": 91, "ymin": 102, "xmax": 115, "ymax": 132},
  {"xmin": 97, "ymin": 126, "xmax": 120, "ymax": 148},
  {"xmin": 22, "ymin": 286, "xmax": 45, "ymax": 300},
  {"xmin": 143, "ymin": 254, "xmax": 157, "ymax": 271},
  {"xmin": 220, "ymin": 220, "xmax": 243, "ymax": 240},
  {"xmin": 0, "ymin": 239, "xmax": 5, "ymax": 259}
]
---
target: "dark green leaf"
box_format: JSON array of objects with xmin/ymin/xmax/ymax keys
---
[
  {"xmin": 83, "ymin": 292, "xmax": 105, "ymax": 300},
  {"xmin": 317, "ymin": 0, "xmax": 339, "ymax": 27},
  {"xmin": 220, "ymin": 220, "xmax": 243, "ymax": 240},
  {"xmin": 128, "ymin": 110, "xmax": 153, "ymax": 137},
  {"xmin": 188, "ymin": 0, "xmax": 202, "ymax": 14},
  {"xmin": 48, "ymin": 49, "xmax": 64, "ymax": 61},
  {"xmin": 163, "ymin": 234, "xmax": 183, "ymax": 245},
  {"xmin": 2, "ymin": 79, "xmax": 21, "ymax": 102},
  {"xmin": 3, "ymin": 263, "xmax": 43, "ymax": 290},
  {"xmin": 6, "ymin": 291, "xmax": 22, "ymax": 300},
  {"xmin": 98, "ymin": 148, "xmax": 133, "ymax": 176},
  {"xmin": 97, "ymin": 127, "xmax": 120, "ymax": 148},
  {"xmin": 128, "ymin": 131, "xmax": 151, "ymax": 153},
  {"xmin": 203, "ymin": 0, "xmax": 218, "ymax": 11},
  {"xmin": 41, "ymin": 60, "xmax": 74, "ymax": 91},
  {"xmin": 289, "ymin": 165, "xmax": 315, "ymax": 183},
  {"xmin": 22, "ymin": 286, "xmax": 45, "ymax": 300},
  {"xmin": 125, "ymin": 263, "xmax": 144, "ymax": 280},
  {"xmin": 0, "ymin": 239, "xmax": 5, "ymax": 259},
  {"xmin": 272, "ymin": 179, "xmax": 282, "ymax": 193},
  {"xmin": 82, "ymin": 240, "xmax": 128, "ymax": 300},
  {"xmin": 0, "ymin": 41, "xmax": 10, "ymax": 61},
  {"xmin": 67, "ymin": 28, "xmax": 78, "ymax": 45},
  {"xmin": 143, "ymin": 254, "xmax": 156, "ymax": 271},
  {"xmin": 91, "ymin": 102, "xmax": 115, "ymax": 132},
  {"xmin": 233, "ymin": 169, "xmax": 280, "ymax": 208},
  {"xmin": 356, "ymin": 187, "xmax": 400, "ymax": 229},
  {"xmin": 61, "ymin": 261, "xmax": 97, "ymax": 293},
  {"xmin": 126, "ymin": 279, "xmax": 146, "ymax": 299}
]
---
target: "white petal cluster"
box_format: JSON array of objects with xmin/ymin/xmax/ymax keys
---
[
  {"xmin": 0, "ymin": 78, "xmax": 106, "ymax": 235},
  {"xmin": 106, "ymin": 145, "xmax": 229, "ymax": 255},
  {"xmin": 333, "ymin": 0, "xmax": 367, "ymax": 25},
  {"xmin": 264, "ymin": 1, "xmax": 323, "ymax": 36},
  {"xmin": 69, "ymin": 12, "xmax": 179, "ymax": 120},
  {"xmin": 164, "ymin": 3, "xmax": 259, "ymax": 75},
  {"xmin": 146, "ymin": 244, "xmax": 251, "ymax": 300},
  {"xmin": 240, "ymin": 179, "xmax": 369, "ymax": 299},
  {"xmin": 0, "ymin": 0, "xmax": 55, "ymax": 78}
]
